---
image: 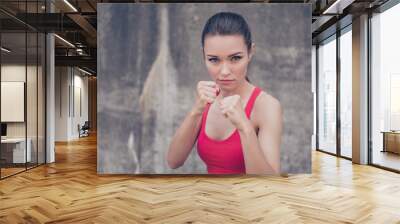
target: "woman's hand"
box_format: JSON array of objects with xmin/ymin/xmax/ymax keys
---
[
  {"xmin": 218, "ymin": 95, "xmax": 251, "ymax": 132},
  {"xmin": 192, "ymin": 81, "xmax": 220, "ymax": 114},
  {"xmin": 168, "ymin": 81, "xmax": 220, "ymax": 169}
]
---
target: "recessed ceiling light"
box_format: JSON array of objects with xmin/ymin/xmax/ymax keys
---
[
  {"xmin": 63, "ymin": 0, "xmax": 78, "ymax": 12},
  {"xmin": 54, "ymin": 34, "xmax": 75, "ymax": 48},
  {"xmin": 78, "ymin": 67, "xmax": 92, "ymax": 76},
  {"xmin": 1, "ymin": 47, "xmax": 11, "ymax": 53},
  {"xmin": 322, "ymin": 0, "xmax": 355, "ymax": 15}
]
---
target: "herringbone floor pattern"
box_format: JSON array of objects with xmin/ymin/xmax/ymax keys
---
[{"xmin": 1, "ymin": 134, "xmax": 400, "ymax": 223}]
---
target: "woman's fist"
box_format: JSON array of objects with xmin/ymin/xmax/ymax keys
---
[
  {"xmin": 218, "ymin": 95, "xmax": 249, "ymax": 131},
  {"xmin": 193, "ymin": 81, "xmax": 220, "ymax": 113}
]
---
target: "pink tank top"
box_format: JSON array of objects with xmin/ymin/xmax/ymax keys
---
[{"xmin": 197, "ymin": 87, "xmax": 262, "ymax": 174}]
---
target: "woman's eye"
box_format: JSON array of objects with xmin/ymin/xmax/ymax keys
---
[
  {"xmin": 208, "ymin": 58, "xmax": 219, "ymax": 63},
  {"xmin": 231, "ymin": 56, "xmax": 242, "ymax": 62}
]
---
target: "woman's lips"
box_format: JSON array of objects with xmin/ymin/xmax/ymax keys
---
[{"xmin": 218, "ymin": 79, "xmax": 235, "ymax": 85}]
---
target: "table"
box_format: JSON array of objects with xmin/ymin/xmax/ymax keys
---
[{"xmin": 381, "ymin": 131, "xmax": 400, "ymax": 154}]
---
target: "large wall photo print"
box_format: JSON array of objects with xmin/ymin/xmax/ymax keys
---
[{"xmin": 98, "ymin": 3, "xmax": 312, "ymax": 174}]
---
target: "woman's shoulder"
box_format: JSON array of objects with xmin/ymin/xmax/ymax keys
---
[
  {"xmin": 254, "ymin": 88, "xmax": 281, "ymax": 110},
  {"xmin": 253, "ymin": 88, "xmax": 282, "ymax": 123}
]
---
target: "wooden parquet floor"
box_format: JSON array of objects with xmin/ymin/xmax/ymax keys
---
[{"xmin": 1, "ymin": 134, "xmax": 400, "ymax": 224}]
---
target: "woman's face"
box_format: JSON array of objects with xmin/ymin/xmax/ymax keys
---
[{"xmin": 203, "ymin": 34, "xmax": 253, "ymax": 91}]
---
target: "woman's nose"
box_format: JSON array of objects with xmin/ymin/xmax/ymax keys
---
[{"xmin": 220, "ymin": 62, "xmax": 231, "ymax": 76}]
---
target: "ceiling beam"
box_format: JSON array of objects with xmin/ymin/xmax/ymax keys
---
[
  {"xmin": 55, "ymin": 55, "xmax": 96, "ymax": 70},
  {"xmin": 67, "ymin": 13, "xmax": 97, "ymax": 47}
]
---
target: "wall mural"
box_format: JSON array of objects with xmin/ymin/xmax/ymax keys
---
[{"xmin": 98, "ymin": 3, "xmax": 312, "ymax": 174}]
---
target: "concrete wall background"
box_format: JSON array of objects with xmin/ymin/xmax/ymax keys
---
[{"xmin": 98, "ymin": 3, "xmax": 312, "ymax": 174}]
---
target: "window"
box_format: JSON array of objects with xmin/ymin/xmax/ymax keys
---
[
  {"xmin": 318, "ymin": 36, "xmax": 337, "ymax": 154},
  {"xmin": 339, "ymin": 28, "xmax": 352, "ymax": 158},
  {"xmin": 371, "ymin": 2, "xmax": 400, "ymax": 171}
]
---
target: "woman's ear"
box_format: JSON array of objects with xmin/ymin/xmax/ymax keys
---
[{"xmin": 249, "ymin": 43, "xmax": 255, "ymax": 60}]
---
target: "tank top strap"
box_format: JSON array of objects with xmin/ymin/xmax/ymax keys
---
[{"xmin": 244, "ymin": 87, "xmax": 262, "ymax": 118}]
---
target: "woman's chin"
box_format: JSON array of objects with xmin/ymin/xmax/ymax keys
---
[{"xmin": 219, "ymin": 85, "xmax": 237, "ymax": 94}]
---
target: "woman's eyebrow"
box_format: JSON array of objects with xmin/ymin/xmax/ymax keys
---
[
  {"xmin": 228, "ymin": 52, "xmax": 243, "ymax": 57},
  {"xmin": 206, "ymin": 52, "xmax": 243, "ymax": 58}
]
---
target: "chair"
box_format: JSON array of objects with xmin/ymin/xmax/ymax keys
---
[{"xmin": 78, "ymin": 121, "xmax": 90, "ymax": 138}]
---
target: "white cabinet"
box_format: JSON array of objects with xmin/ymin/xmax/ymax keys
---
[{"xmin": 1, "ymin": 138, "xmax": 32, "ymax": 163}]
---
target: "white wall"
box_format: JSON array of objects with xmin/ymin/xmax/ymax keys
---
[
  {"xmin": 55, "ymin": 66, "xmax": 69, "ymax": 141},
  {"xmin": 55, "ymin": 67, "xmax": 89, "ymax": 141}
]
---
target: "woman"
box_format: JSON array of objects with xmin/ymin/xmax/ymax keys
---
[{"xmin": 167, "ymin": 12, "xmax": 282, "ymax": 175}]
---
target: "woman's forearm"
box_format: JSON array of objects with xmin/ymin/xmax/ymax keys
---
[
  {"xmin": 238, "ymin": 122, "xmax": 277, "ymax": 174},
  {"xmin": 167, "ymin": 107, "xmax": 203, "ymax": 169}
]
